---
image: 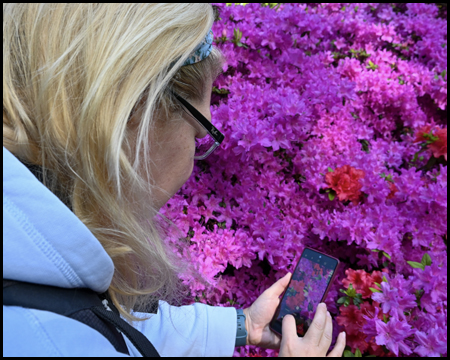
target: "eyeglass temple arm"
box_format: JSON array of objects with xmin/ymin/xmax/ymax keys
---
[{"xmin": 169, "ymin": 90, "xmax": 224, "ymax": 144}]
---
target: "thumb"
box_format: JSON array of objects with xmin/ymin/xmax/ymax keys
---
[{"xmin": 266, "ymin": 272, "xmax": 292, "ymax": 297}]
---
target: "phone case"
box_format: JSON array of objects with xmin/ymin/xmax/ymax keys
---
[{"xmin": 269, "ymin": 246, "xmax": 341, "ymax": 337}]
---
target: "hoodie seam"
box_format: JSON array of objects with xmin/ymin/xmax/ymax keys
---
[
  {"xmin": 22, "ymin": 308, "xmax": 64, "ymax": 357},
  {"xmin": 3, "ymin": 194, "xmax": 83, "ymax": 287}
]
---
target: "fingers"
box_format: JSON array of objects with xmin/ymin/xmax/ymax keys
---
[
  {"xmin": 281, "ymin": 314, "xmax": 297, "ymax": 344},
  {"xmin": 319, "ymin": 311, "xmax": 333, "ymax": 350},
  {"xmin": 266, "ymin": 272, "xmax": 292, "ymax": 298},
  {"xmin": 327, "ymin": 332, "xmax": 346, "ymax": 357},
  {"xmin": 303, "ymin": 303, "xmax": 328, "ymax": 346}
]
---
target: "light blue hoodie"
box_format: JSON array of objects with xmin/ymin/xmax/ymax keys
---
[{"xmin": 3, "ymin": 146, "xmax": 237, "ymax": 357}]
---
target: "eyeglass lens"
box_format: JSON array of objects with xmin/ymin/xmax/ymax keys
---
[
  {"xmin": 178, "ymin": 98, "xmax": 220, "ymax": 160},
  {"xmin": 195, "ymin": 135, "xmax": 217, "ymax": 159}
]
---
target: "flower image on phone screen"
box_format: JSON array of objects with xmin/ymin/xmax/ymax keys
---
[{"xmin": 270, "ymin": 248, "xmax": 339, "ymax": 337}]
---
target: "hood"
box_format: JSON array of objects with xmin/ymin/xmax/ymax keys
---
[{"xmin": 3, "ymin": 146, "xmax": 114, "ymax": 293}]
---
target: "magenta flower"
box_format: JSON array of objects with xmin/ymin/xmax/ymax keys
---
[
  {"xmin": 414, "ymin": 328, "xmax": 448, "ymax": 357},
  {"xmin": 162, "ymin": 3, "xmax": 447, "ymax": 356},
  {"xmin": 375, "ymin": 315, "xmax": 415, "ymax": 356}
]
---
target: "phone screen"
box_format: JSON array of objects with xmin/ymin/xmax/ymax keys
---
[{"xmin": 270, "ymin": 248, "xmax": 339, "ymax": 337}]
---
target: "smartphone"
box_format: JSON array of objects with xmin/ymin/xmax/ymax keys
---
[{"xmin": 269, "ymin": 247, "xmax": 340, "ymax": 337}]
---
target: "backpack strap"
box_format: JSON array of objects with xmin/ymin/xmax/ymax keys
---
[{"xmin": 3, "ymin": 279, "xmax": 160, "ymax": 357}]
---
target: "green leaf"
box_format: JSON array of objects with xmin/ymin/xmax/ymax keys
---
[
  {"xmin": 328, "ymin": 167, "xmax": 334, "ymax": 172},
  {"xmin": 407, "ymin": 261, "xmax": 425, "ymax": 270},
  {"xmin": 353, "ymin": 294, "xmax": 363, "ymax": 309},
  {"xmin": 227, "ymin": 298, "xmax": 236, "ymax": 305},
  {"xmin": 233, "ymin": 28, "xmax": 242, "ymax": 42},
  {"xmin": 344, "ymin": 298, "xmax": 350, "ymax": 306},
  {"xmin": 382, "ymin": 252, "xmax": 391, "ymax": 260},
  {"xmin": 328, "ymin": 192, "xmax": 336, "ymax": 201},
  {"xmin": 366, "ymin": 60, "xmax": 378, "ymax": 70},
  {"xmin": 415, "ymin": 289, "xmax": 424, "ymax": 304},
  {"xmin": 374, "ymin": 282, "xmax": 381, "ymax": 288},
  {"xmin": 423, "ymin": 132, "xmax": 439, "ymax": 142},
  {"xmin": 355, "ymin": 348, "xmax": 362, "ymax": 357},
  {"xmin": 344, "ymin": 350, "xmax": 355, "ymax": 357},
  {"xmin": 382, "ymin": 275, "xmax": 388, "ymax": 283},
  {"xmin": 421, "ymin": 253, "xmax": 432, "ymax": 266},
  {"xmin": 212, "ymin": 86, "xmax": 230, "ymax": 95},
  {"xmin": 346, "ymin": 284, "xmax": 357, "ymax": 297},
  {"xmin": 359, "ymin": 139, "xmax": 370, "ymax": 153},
  {"xmin": 370, "ymin": 287, "xmax": 382, "ymax": 293},
  {"xmin": 371, "ymin": 249, "xmax": 380, "ymax": 252},
  {"xmin": 320, "ymin": 173, "xmax": 325, "ymax": 176},
  {"xmin": 337, "ymin": 296, "xmax": 347, "ymax": 304},
  {"xmin": 383, "ymin": 314, "xmax": 389, "ymax": 323}
]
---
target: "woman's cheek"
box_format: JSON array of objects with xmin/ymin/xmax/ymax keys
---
[{"xmin": 184, "ymin": 154, "xmax": 195, "ymax": 185}]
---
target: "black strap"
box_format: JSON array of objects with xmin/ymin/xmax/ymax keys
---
[
  {"xmin": 3, "ymin": 280, "xmax": 160, "ymax": 357},
  {"xmin": 92, "ymin": 305, "xmax": 160, "ymax": 357}
]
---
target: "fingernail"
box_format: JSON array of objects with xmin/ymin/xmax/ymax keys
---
[
  {"xmin": 327, "ymin": 311, "xmax": 331, "ymax": 318},
  {"xmin": 341, "ymin": 332, "xmax": 346, "ymax": 338},
  {"xmin": 320, "ymin": 302, "xmax": 326, "ymax": 309}
]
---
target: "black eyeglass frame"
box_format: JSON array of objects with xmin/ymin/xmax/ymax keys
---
[{"xmin": 170, "ymin": 90, "xmax": 225, "ymax": 160}]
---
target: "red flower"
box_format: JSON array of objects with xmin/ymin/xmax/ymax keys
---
[
  {"xmin": 370, "ymin": 271, "xmax": 384, "ymax": 288},
  {"xmin": 285, "ymin": 280, "xmax": 306, "ymax": 310},
  {"xmin": 413, "ymin": 125, "xmax": 434, "ymax": 143},
  {"xmin": 337, "ymin": 301, "xmax": 387, "ymax": 355},
  {"xmin": 414, "ymin": 125, "xmax": 447, "ymax": 161},
  {"xmin": 248, "ymin": 353, "xmax": 263, "ymax": 357},
  {"xmin": 324, "ymin": 165, "xmax": 365, "ymax": 205},
  {"xmin": 429, "ymin": 128, "xmax": 447, "ymax": 161},
  {"xmin": 313, "ymin": 263, "xmax": 323, "ymax": 276},
  {"xmin": 386, "ymin": 182, "xmax": 398, "ymax": 200},
  {"xmin": 290, "ymin": 279, "xmax": 305, "ymax": 294},
  {"xmin": 360, "ymin": 301, "xmax": 384, "ymax": 322},
  {"xmin": 342, "ymin": 269, "xmax": 373, "ymax": 298},
  {"xmin": 336, "ymin": 304, "xmax": 365, "ymax": 336}
]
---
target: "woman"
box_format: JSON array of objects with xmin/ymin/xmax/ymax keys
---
[{"xmin": 3, "ymin": 4, "xmax": 345, "ymax": 357}]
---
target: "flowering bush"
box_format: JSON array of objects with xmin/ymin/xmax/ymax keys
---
[{"xmin": 161, "ymin": 3, "xmax": 447, "ymax": 357}]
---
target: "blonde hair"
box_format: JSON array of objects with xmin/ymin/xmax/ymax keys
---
[{"xmin": 3, "ymin": 3, "xmax": 225, "ymax": 323}]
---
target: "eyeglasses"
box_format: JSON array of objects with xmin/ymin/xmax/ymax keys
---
[{"xmin": 170, "ymin": 90, "xmax": 224, "ymax": 160}]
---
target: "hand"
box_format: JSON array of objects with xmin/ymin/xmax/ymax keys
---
[
  {"xmin": 278, "ymin": 303, "xmax": 346, "ymax": 357},
  {"xmin": 242, "ymin": 272, "xmax": 293, "ymax": 349}
]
